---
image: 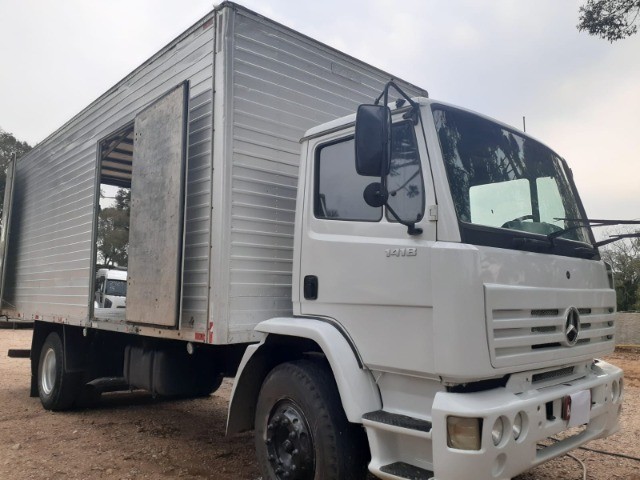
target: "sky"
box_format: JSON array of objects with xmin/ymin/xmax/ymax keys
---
[{"xmin": 0, "ymin": 0, "xmax": 638, "ymax": 230}]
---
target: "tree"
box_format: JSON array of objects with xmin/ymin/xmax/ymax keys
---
[
  {"xmin": 114, "ymin": 188, "xmax": 130, "ymax": 212},
  {"xmin": 578, "ymin": 0, "xmax": 640, "ymax": 42},
  {"xmin": 0, "ymin": 129, "xmax": 32, "ymax": 225},
  {"xmin": 600, "ymin": 231, "xmax": 640, "ymax": 311},
  {"xmin": 97, "ymin": 188, "xmax": 130, "ymax": 267}
]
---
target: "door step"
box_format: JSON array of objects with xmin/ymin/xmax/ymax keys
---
[
  {"xmin": 380, "ymin": 461, "xmax": 434, "ymax": 480},
  {"xmin": 362, "ymin": 410, "xmax": 432, "ymax": 438},
  {"xmin": 87, "ymin": 376, "xmax": 129, "ymax": 393},
  {"xmin": 363, "ymin": 410, "xmax": 434, "ymax": 478}
]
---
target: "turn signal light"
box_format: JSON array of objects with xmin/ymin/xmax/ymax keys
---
[{"xmin": 447, "ymin": 416, "xmax": 482, "ymax": 450}]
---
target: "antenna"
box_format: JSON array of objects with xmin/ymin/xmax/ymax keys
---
[{"xmin": 523, "ymin": 116, "xmax": 526, "ymax": 132}]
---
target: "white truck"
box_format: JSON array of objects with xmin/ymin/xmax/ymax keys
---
[
  {"xmin": 94, "ymin": 268, "xmax": 127, "ymax": 309},
  {"xmin": 0, "ymin": 3, "xmax": 625, "ymax": 479}
]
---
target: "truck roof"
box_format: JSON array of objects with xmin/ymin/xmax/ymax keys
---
[
  {"xmin": 301, "ymin": 97, "xmax": 557, "ymax": 155},
  {"xmin": 96, "ymin": 269, "xmax": 128, "ymax": 281}
]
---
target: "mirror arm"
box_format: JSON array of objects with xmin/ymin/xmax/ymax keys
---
[
  {"xmin": 374, "ymin": 134, "xmax": 421, "ymax": 236},
  {"xmin": 375, "ymin": 81, "xmax": 420, "ymax": 124},
  {"xmin": 385, "ymin": 202, "xmax": 423, "ymax": 236}
]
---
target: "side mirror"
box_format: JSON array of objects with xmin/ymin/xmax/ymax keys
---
[
  {"xmin": 363, "ymin": 182, "xmax": 388, "ymax": 208},
  {"xmin": 355, "ymin": 104, "xmax": 391, "ymax": 177}
]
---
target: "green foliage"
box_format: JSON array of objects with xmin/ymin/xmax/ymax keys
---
[
  {"xmin": 601, "ymin": 232, "xmax": 640, "ymax": 311},
  {"xmin": 578, "ymin": 0, "xmax": 640, "ymax": 42},
  {"xmin": 0, "ymin": 129, "xmax": 32, "ymax": 224},
  {"xmin": 114, "ymin": 188, "xmax": 130, "ymax": 212},
  {"xmin": 97, "ymin": 188, "xmax": 130, "ymax": 267}
]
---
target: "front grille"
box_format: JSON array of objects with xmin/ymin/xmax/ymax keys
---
[{"xmin": 485, "ymin": 284, "xmax": 616, "ymax": 368}]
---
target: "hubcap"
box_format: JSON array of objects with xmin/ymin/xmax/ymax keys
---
[
  {"xmin": 265, "ymin": 400, "xmax": 314, "ymax": 479},
  {"xmin": 41, "ymin": 347, "xmax": 57, "ymax": 395}
]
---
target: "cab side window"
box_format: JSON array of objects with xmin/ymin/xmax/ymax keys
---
[
  {"xmin": 314, "ymin": 137, "xmax": 382, "ymax": 221},
  {"xmin": 314, "ymin": 123, "xmax": 425, "ymax": 223}
]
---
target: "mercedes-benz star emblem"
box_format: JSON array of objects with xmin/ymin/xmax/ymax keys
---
[{"xmin": 563, "ymin": 307, "xmax": 580, "ymax": 346}]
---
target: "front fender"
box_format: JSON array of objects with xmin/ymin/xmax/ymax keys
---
[{"xmin": 227, "ymin": 317, "xmax": 381, "ymax": 434}]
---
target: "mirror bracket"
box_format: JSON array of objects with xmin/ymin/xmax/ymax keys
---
[
  {"xmin": 375, "ymin": 81, "xmax": 420, "ymax": 124},
  {"xmin": 363, "ymin": 182, "xmax": 423, "ymax": 236}
]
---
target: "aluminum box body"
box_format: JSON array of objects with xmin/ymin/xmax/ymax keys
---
[{"xmin": 1, "ymin": 2, "xmax": 427, "ymax": 345}]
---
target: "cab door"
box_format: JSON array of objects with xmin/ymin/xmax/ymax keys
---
[{"xmin": 299, "ymin": 117, "xmax": 438, "ymax": 375}]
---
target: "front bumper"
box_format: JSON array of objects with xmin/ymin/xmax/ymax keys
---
[{"xmin": 431, "ymin": 360, "xmax": 622, "ymax": 480}]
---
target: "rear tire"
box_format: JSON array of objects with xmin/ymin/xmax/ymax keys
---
[
  {"xmin": 255, "ymin": 359, "xmax": 369, "ymax": 480},
  {"xmin": 37, "ymin": 332, "xmax": 80, "ymax": 410}
]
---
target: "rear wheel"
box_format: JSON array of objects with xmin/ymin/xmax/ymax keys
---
[
  {"xmin": 255, "ymin": 359, "xmax": 369, "ymax": 480},
  {"xmin": 37, "ymin": 332, "xmax": 80, "ymax": 410}
]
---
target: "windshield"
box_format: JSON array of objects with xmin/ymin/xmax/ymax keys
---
[
  {"xmin": 433, "ymin": 106, "xmax": 590, "ymax": 245},
  {"xmin": 105, "ymin": 279, "xmax": 127, "ymax": 297}
]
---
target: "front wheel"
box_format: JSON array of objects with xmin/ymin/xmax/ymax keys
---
[
  {"xmin": 37, "ymin": 332, "xmax": 80, "ymax": 410},
  {"xmin": 255, "ymin": 359, "xmax": 369, "ymax": 480}
]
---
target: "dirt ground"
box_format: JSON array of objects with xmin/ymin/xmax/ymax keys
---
[{"xmin": 0, "ymin": 328, "xmax": 638, "ymax": 480}]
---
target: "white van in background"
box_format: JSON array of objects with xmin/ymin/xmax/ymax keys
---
[{"xmin": 95, "ymin": 269, "xmax": 127, "ymax": 309}]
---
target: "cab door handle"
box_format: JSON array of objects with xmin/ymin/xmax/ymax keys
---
[{"xmin": 304, "ymin": 275, "xmax": 318, "ymax": 300}]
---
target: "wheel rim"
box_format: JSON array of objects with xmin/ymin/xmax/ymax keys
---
[
  {"xmin": 265, "ymin": 400, "xmax": 315, "ymax": 479},
  {"xmin": 41, "ymin": 347, "xmax": 57, "ymax": 395}
]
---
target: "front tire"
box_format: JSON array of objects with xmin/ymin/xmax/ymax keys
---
[
  {"xmin": 255, "ymin": 359, "xmax": 369, "ymax": 480},
  {"xmin": 37, "ymin": 332, "xmax": 80, "ymax": 410}
]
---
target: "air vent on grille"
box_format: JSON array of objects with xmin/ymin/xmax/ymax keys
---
[
  {"xmin": 532, "ymin": 343, "xmax": 561, "ymax": 350},
  {"xmin": 578, "ymin": 308, "xmax": 592, "ymax": 315},
  {"xmin": 532, "ymin": 366, "xmax": 575, "ymax": 383},
  {"xmin": 531, "ymin": 309, "xmax": 559, "ymax": 316},
  {"xmin": 531, "ymin": 326, "xmax": 557, "ymax": 333}
]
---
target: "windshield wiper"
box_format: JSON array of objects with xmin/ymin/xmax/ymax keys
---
[
  {"xmin": 594, "ymin": 232, "xmax": 640, "ymax": 248},
  {"xmin": 550, "ymin": 218, "xmax": 640, "ymax": 248}
]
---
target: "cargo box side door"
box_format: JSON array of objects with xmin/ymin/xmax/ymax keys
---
[
  {"xmin": 0, "ymin": 155, "xmax": 16, "ymax": 309},
  {"xmin": 126, "ymin": 82, "xmax": 189, "ymax": 327}
]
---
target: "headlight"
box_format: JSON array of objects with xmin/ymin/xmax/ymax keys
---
[
  {"xmin": 513, "ymin": 412, "xmax": 524, "ymax": 440},
  {"xmin": 447, "ymin": 416, "xmax": 482, "ymax": 451},
  {"xmin": 612, "ymin": 379, "xmax": 621, "ymax": 402},
  {"xmin": 491, "ymin": 417, "xmax": 505, "ymax": 446}
]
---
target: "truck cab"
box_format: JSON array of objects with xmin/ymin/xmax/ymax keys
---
[
  {"xmin": 257, "ymin": 94, "xmax": 622, "ymax": 479},
  {"xmin": 94, "ymin": 268, "xmax": 127, "ymax": 309}
]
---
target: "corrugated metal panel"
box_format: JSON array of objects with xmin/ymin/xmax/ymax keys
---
[
  {"xmin": 182, "ymin": 88, "xmax": 214, "ymax": 330},
  {"xmin": 4, "ymin": 15, "xmax": 215, "ymax": 329},
  {"xmin": 220, "ymin": 6, "xmax": 428, "ymax": 342}
]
